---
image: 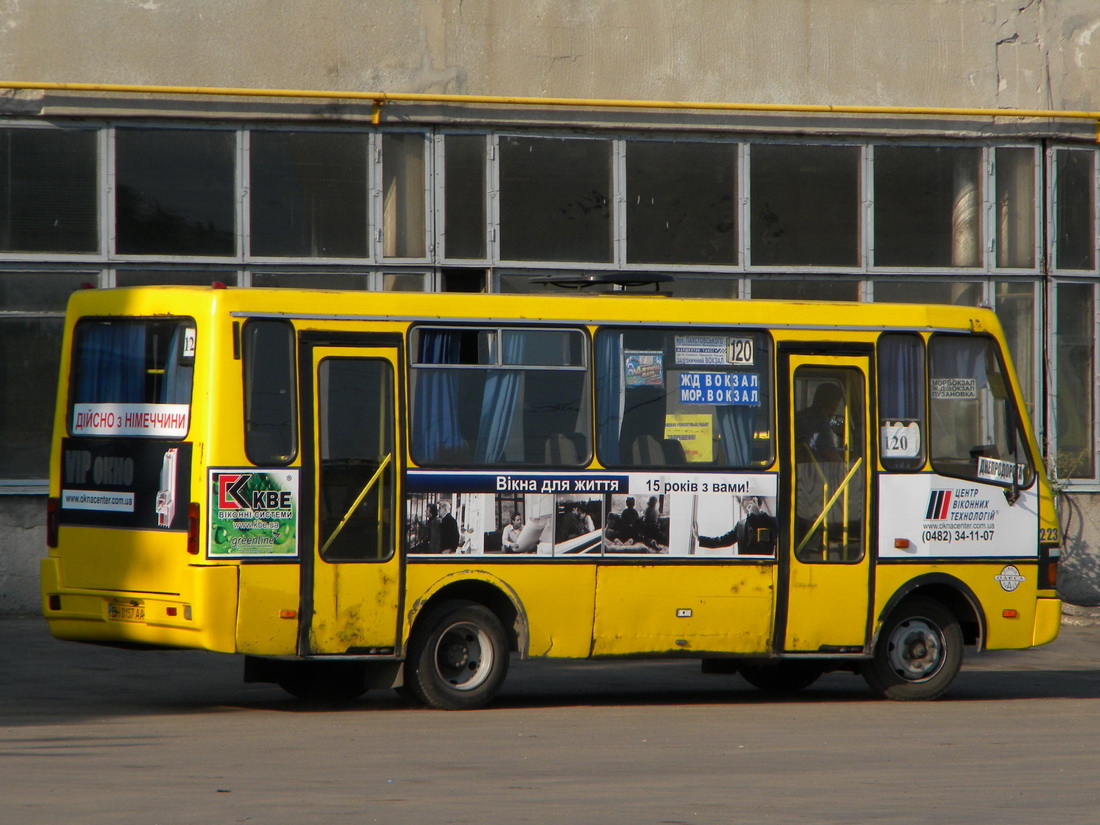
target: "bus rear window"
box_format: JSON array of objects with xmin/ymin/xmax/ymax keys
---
[{"xmin": 70, "ymin": 318, "xmax": 195, "ymax": 438}]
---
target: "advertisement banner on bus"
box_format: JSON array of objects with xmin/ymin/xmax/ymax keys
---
[
  {"xmin": 208, "ymin": 469, "xmax": 299, "ymax": 558},
  {"xmin": 59, "ymin": 438, "xmax": 192, "ymax": 531},
  {"xmin": 406, "ymin": 470, "xmax": 779, "ymax": 559},
  {"xmin": 878, "ymin": 474, "xmax": 1038, "ymax": 558}
]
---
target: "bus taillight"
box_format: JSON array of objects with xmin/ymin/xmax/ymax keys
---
[
  {"xmin": 46, "ymin": 497, "xmax": 59, "ymax": 548},
  {"xmin": 187, "ymin": 502, "xmax": 200, "ymax": 555},
  {"xmin": 1044, "ymin": 556, "xmax": 1059, "ymax": 589}
]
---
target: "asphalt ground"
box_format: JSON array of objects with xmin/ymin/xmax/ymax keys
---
[{"xmin": 2, "ymin": 615, "xmax": 1100, "ymax": 824}]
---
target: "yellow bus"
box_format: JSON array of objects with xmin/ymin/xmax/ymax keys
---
[{"xmin": 42, "ymin": 283, "xmax": 1062, "ymax": 709}]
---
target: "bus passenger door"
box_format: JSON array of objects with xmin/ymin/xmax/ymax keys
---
[
  {"xmin": 300, "ymin": 340, "xmax": 403, "ymax": 656},
  {"xmin": 779, "ymin": 352, "xmax": 873, "ymax": 653}
]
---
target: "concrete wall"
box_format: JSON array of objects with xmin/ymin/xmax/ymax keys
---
[
  {"xmin": 0, "ymin": 1, "xmax": 1098, "ymax": 111},
  {"xmin": 1056, "ymin": 493, "xmax": 1100, "ymax": 607},
  {"xmin": 0, "ymin": 498, "xmax": 45, "ymax": 616}
]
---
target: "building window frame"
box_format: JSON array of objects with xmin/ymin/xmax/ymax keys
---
[
  {"xmin": 0, "ymin": 122, "xmax": 104, "ymax": 263},
  {"xmin": 1048, "ymin": 144, "xmax": 1099, "ymax": 275},
  {"xmin": 109, "ymin": 124, "xmax": 242, "ymax": 262},
  {"xmin": 1047, "ymin": 277, "xmax": 1100, "ymax": 488},
  {"xmin": 0, "ymin": 267, "xmax": 105, "ymax": 491},
  {"xmin": 377, "ymin": 129, "xmax": 432, "ymax": 263},
  {"xmin": 244, "ymin": 126, "xmax": 375, "ymax": 264}
]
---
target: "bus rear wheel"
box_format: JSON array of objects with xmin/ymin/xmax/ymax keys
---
[
  {"xmin": 862, "ymin": 597, "xmax": 963, "ymax": 701},
  {"xmin": 404, "ymin": 600, "xmax": 510, "ymax": 710}
]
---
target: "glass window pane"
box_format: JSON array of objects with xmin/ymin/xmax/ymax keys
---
[
  {"xmin": 116, "ymin": 270, "xmax": 237, "ymax": 287},
  {"xmin": 626, "ymin": 141, "xmax": 736, "ymax": 265},
  {"xmin": 1054, "ymin": 149, "xmax": 1096, "ymax": 271},
  {"xmin": 0, "ymin": 128, "xmax": 98, "ymax": 253},
  {"xmin": 595, "ymin": 328, "xmax": 773, "ymax": 469},
  {"xmin": 1055, "ymin": 282, "xmax": 1095, "ymax": 479},
  {"xmin": 793, "ymin": 366, "xmax": 865, "ymax": 562},
  {"xmin": 443, "ymin": 135, "xmax": 486, "ymax": 259},
  {"xmin": 499, "ymin": 136, "xmax": 612, "ymax": 263},
  {"xmin": 250, "ymin": 131, "xmax": 368, "ymax": 258},
  {"xmin": 382, "ymin": 133, "xmax": 427, "ymax": 259},
  {"xmin": 243, "ymin": 320, "xmax": 298, "ymax": 466},
  {"xmin": 497, "ymin": 272, "xmax": 618, "ymax": 294},
  {"xmin": 0, "ymin": 317, "xmax": 63, "ymax": 478},
  {"xmin": 874, "ymin": 146, "xmax": 982, "ymax": 267},
  {"xmin": 750, "ymin": 144, "xmax": 859, "ymax": 266},
  {"xmin": 502, "ymin": 329, "xmax": 585, "ymax": 367},
  {"xmin": 995, "ymin": 148, "xmax": 1036, "ymax": 269},
  {"xmin": 318, "ymin": 357, "xmax": 394, "ymax": 561},
  {"xmin": 0, "ymin": 272, "xmax": 95, "ymax": 311},
  {"xmin": 251, "ymin": 272, "xmax": 368, "ymax": 290},
  {"xmin": 383, "ymin": 272, "xmax": 430, "ymax": 292},
  {"xmin": 0, "ymin": 272, "xmax": 89, "ymax": 475},
  {"xmin": 115, "ymin": 129, "xmax": 236, "ymax": 256},
  {"xmin": 669, "ymin": 277, "xmax": 740, "ymax": 299},
  {"xmin": 72, "ymin": 319, "xmax": 195, "ymax": 407},
  {"xmin": 877, "ymin": 334, "xmax": 926, "ymax": 472},
  {"xmin": 873, "ymin": 280, "xmax": 983, "ymax": 306},
  {"xmin": 751, "ymin": 279, "xmax": 859, "ymax": 301},
  {"xmin": 994, "ymin": 281, "xmax": 1038, "ymax": 422},
  {"xmin": 70, "ymin": 318, "xmax": 195, "ymax": 444},
  {"xmin": 410, "ymin": 326, "xmax": 591, "ymax": 467},
  {"xmin": 928, "ymin": 335, "xmax": 1033, "ymax": 488}
]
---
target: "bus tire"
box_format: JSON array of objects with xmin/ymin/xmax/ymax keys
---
[
  {"xmin": 405, "ymin": 600, "xmax": 510, "ymax": 710},
  {"xmin": 738, "ymin": 660, "xmax": 824, "ymax": 694},
  {"xmin": 862, "ymin": 597, "xmax": 963, "ymax": 701}
]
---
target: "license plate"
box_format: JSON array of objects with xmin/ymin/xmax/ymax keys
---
[{"xmin": 107, "ymin": 601, "xmax": 145, "ymax": 622}]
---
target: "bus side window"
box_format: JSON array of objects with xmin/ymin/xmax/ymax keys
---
[
  {"xmin": 595, "ymin": 328, "xmax": 772, "ymax": 469},
  {"xmin": 409, "ymin": 326, "xmax": 591, "ymax": 467},
  {"xmin": 928, "ymin": 334, "xmax": 1034, "ymax": 488},
  {"xmin": 877, "ymin": 333, "xmax": 926, "ymax": 471},
  {"xmin": 242, "ymin": 320, "xmax": 298, "ymax": 465}
]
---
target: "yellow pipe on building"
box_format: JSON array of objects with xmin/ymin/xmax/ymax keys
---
[{"xmin": 2, "ymin": 80, "xmax": 1099, "ymax": 136}]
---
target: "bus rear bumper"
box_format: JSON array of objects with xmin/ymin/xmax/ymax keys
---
[
  {"xmin": 1032, "ymin": 595, "xmax": 1062, "ymax": 647},
  {"xmin": 40, "ymin": 557, "xmax": 239, "ymax": 653}
]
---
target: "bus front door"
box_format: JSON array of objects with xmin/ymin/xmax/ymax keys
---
[
  {"xmin": 300, "ymin": 341, "xmax": 403, "ymax": 656},
  {"xmin": 779, "ymin": 353, "xmax": 873, "ymax": 653}
]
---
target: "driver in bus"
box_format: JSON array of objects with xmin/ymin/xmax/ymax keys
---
[{"xmin": 796, "ymin": 383, "xmax": 845, "ymax": 461}]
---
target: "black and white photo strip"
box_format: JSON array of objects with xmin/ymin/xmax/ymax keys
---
[{"xmin": 407, "ymin": 490, "xmax": 778, "ymax": 557}]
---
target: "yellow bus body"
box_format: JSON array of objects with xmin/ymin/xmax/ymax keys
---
[{"xmin": 42, "ymin": 285, "xmax": 1061, "ymax": 707}]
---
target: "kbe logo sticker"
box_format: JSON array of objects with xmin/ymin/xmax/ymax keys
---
[{"xmin": 995, "ymin": 565, "xmax": 1026, "ymax": 592}]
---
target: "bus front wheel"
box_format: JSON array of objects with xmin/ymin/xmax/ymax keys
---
[
  {"xmin": 404, "ymin": 600, "xmax": 510, "ymax": 710},
  {"xmin": 862, "ymin": 597, "xmax": 963, "ymax": 701}
]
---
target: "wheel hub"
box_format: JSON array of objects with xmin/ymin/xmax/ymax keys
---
[
  {"xmin": 887, "ymin": 618, "xmax": 944, "ymax": 682},
  {"xmin": 434, "ymin": 622, "xmax": 493, "ymax": 690},
  {"xmin": 441, "ymin": 639, "xmax": 471, "ymax": 669}
]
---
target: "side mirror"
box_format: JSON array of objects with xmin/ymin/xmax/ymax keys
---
[{"xmin": 1004, "ymin": 402, "xmax": 1021, "ymax": 506}]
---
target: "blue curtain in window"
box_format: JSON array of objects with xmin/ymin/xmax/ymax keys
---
[
  {"xmin": 716, "ymin": 403, "xmax": 754, "ymax": 466},
  {"xmin": 880, "ymin": 335, "xmax": 924, "ymax": 420},
  {"xmin": 75, "ymin": 324, "xmax": 146, "ymax": 403},
  {"xmin": 473, "ymin": 333, "xmax": 525, "ymax": 463},
  {"xmin": 594, "ymin": 334, "xmax": 623, "ymax": 465},
  {"xmin": 413, "ymin": 330, "xmax": 465, "ymax": 462}
]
